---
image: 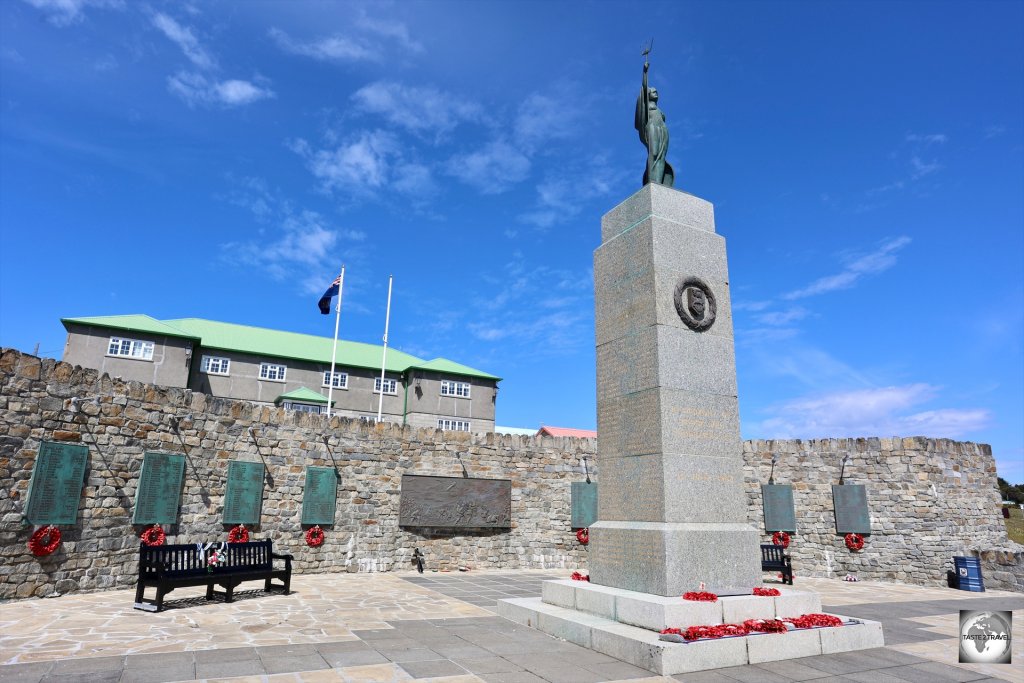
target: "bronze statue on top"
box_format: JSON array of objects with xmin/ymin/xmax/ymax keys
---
[{"xmin": 635, "ymin": 41, "xmax": 674, "ymax": 188}]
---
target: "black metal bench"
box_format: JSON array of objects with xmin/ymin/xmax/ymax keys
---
[
  {"xmin": 761, "ymin": 543, "xmax": 793, "ymax": 585},
  {"xmin": 134, "ymin": 540, "xmax": 292, "ymax": 612}
]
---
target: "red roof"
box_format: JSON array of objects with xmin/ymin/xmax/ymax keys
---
[{"xmin": 537, "ymin": 426, "xmax": 597, "ymax": 439}]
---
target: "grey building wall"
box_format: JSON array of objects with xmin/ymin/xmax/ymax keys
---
[
  {"xmin": 62, "ymin": 324, "xmax": 192, "ymax": 388},
  {"xmin": 188, "ymin": 348, "xmax": 406, "ymax": 418},
  {"xmin": 405, "ymin": 371, "xmax": 496, "ymax": 432}
]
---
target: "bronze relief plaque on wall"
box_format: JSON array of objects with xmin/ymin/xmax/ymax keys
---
[
  {"xmin": 571, "ymin": 482, "xmax": 598, "ymax": 529},
  {"xmin": 133, "ymin": 452, "xmax": 185, "ymax": 525},
  {"xmin": 761, "ymin": 484, "xmax": 796, "ymax": 533},
  {"xmin": 24, "ymin": 441, "xmax": 89, "ymax": 525},
  {"xmin": 223, "ymin": 461, "xmax": 264, "ymax": 525},
  {"xmin": 399, "ymin": 474, "xmax": 511, "ymax": 528},
  {"xmin": 301, "ymin": 466, "xmax": 339, "ymax": 526},
  {"xmin": 832, "ymin": 484, "xmax": 871, "ymax": 534}
]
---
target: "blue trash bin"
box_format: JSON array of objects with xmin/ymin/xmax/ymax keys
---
[{"xmin": 952, "ymin": 556, "xmax": 985, "ymax": 592}]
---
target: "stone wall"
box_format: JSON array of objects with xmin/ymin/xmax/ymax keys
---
[
  {"xmin": 1, "ymin": 348, "xmax": 1019, "ymax": 600},
  {"xmin": 0, "ymin": 349, "xmax": 595, "ymax": 600},
  {"xmin": 742, "ymin": 439, "xmax": 1022, "ymax": 592}
]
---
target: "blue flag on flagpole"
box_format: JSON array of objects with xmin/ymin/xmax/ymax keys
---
[{"xmin": 318, "ymin": 275, "xmax": 341, "ymax": 314}]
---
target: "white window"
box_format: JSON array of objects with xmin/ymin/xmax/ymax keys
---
[
  {"xmin": 259, "ymin": 363, "xmax": 287, "ymax": 381},
  {"xmin": 323, "ymin": 371, "xmax": 348, "ymax": 389},
  {"xmin": 107, "ymin": 337, "xmax": 154, "ymax": 360},
  {"xmin": 201, "ymin": 355, "xmax": 230, "ymax": 376},
  {"xmin": 374, "ymin": 377, "xmax": 398, "ymax": 394},
  {"xmin": 440, "ymin": 380, "xmax": 471, "ymax": 398},
  {"xmin": 437, "ymin": 418, "xmax": 471, "ymax": 432},
  {"xmin": 288, "ymin": 402, "xmax": 322, "ymax": 414}
]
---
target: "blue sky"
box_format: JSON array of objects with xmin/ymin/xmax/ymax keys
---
[{"xmin": 1, "ymin": 0, "xmax": 1021, "ymax": 483}]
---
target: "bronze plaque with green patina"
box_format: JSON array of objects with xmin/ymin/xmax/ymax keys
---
[
  {"xmin": 398, "ymin": 474, "xmax": 511, "ymax": 528},
  {"xmin": 24, "ymin": 441, "xmax": 89, "ymax": 525},
  {"xmin": 223, "ymin": 461, "xmax": 264, "ymax": 525},
  {"xmin": 301, "ymin": 466, "xmax": 338, "ymax": 526},
  {"xmin": 761, "ymin": 484, "xmax": 796, "ymax": 532},
  {"xmin": 571, "ymin": 482, "xmax": 597, "ymax": 529},
  {"xmin": 832, "ymin": 484, "xmax": 871, "ymax": 534},
  {"xmin": 133, "ymin": 452, "xmax": 185, "ymax": 525}
]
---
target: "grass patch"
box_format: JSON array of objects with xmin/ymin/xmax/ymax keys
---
[{"xmin": 1003, "ymin": 506, "xmax": 1024, "ymax": 544}]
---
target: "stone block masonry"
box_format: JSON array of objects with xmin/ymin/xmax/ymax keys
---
[
  {"xmin": 0, "ymin": 349, "xmax": 595, "ymax": 601},
  {"xmin": 1, "ymin": 348, "xmax": 1020, "ymax": 598},
  {"xmin": 742, "ymin": 439, "xmax": 1022, "ymax": 591}
]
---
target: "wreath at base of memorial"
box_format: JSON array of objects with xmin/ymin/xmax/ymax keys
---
[
  {"xmin": 772, "ymin": 531, "xmax": 791, "ymax": 548},
  {"xmin": 228, "ymin": 524, "xmax": 249, "ymax": 543},
  {"xmin": 28, "ymin": 525, "xmax": 61, "ymax": 556},
  {"xmin": 305, "ymin": 525, "xmax": 325, "ymax": 547},
  {"xmin": 576, "ymin": 528, "xmax": 589, "ymax": 545},
  {"xmin": 844, "ymin": 533, "xmax": 865, "ymax": 551},
  {"xmin": 140, "ymin": 525, "xmax": 166, "ymax": 547}
]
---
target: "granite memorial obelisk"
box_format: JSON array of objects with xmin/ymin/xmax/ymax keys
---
[{"xmin": 587, "ymin": 49, "xmax": 761, "ymax": 596}]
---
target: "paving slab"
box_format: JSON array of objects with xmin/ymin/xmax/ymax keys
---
[{"xmin": 397, "ymin": 658, "xmax": 469, "ymax": 679}]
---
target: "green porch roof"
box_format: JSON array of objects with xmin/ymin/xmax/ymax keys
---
[
  {"xmin": 61, "ymin": 314, "xmax": 499, "ymax": 381},
  {"xmin": 410, "ymin": 358, "xmax": 501, "ymax": 381},
  {"xmin": 61, "ymin": 314, "xmax": 198, "ymax": 340},
  {"xmin": 274, "ymin": 387, "xmax": 333, "ymax": 405}
]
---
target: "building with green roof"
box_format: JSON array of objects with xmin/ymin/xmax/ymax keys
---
[{"xmin": 61, "ymin": 314, "xmax": 500, "ymax": 432}]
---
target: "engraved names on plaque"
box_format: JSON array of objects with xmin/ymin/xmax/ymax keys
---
[
  {"xmin": 398, "ymin": 474, "xmax": 511, "ymax": 528},
  {"xmin": 223, "ymin": 461, "xmax": 264, "ymax": 525},
  {"xmin": 301, "ymin": 466, "xmax": 338, "ymax": 526},
  {"xmin": 133, "ymin": 452, "xmax": 186, "ymax": 525},
  {"xmin": 761, "ymin": 484, "xmax": 796, "ymax": 533},
  {"xmin": 24, "ymin": 441, "xmax": 89, "ymax": 525},
  {"xmin": 832, "ymin": 484, "xmax": 871, "ymax": 534},
  {"xmin": 571, "ymin": 482, "xmax": 598, "ymax": 529}
]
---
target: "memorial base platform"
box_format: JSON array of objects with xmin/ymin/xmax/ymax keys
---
[{"xmin": 496, "ymin": 580, "xmax": 884, "ymax": 675}]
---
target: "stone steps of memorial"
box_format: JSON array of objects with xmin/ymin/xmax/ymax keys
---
[{"xmin": 496, "ymin": 581, "xmax": 884, "ymax": 676}]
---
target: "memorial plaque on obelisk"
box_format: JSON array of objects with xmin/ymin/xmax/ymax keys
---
[
  {"xmin": 588, "ymin": 182, "xmax": 761, "ymax": 596},
  {"xmin": 24, "ymin": 441, "xmax": 88, "ymax": 525},
  {"xmin": 133, "ymin": 452, "xmax": 186, "ymax": 525}
]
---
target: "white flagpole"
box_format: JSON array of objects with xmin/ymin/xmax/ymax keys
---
[
  {"xmin": 326, "ymin": 266, "xmax": 345, "ymax": 419},
  {"xmin": 376, "ymin": 274, "xmax": 393, "ymax": 423}
]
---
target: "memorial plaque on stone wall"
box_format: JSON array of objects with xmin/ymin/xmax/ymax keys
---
[
  {"xmin": 24, "ymin": 441, "xmax": 88, "ymax": 525},
  {"xmin": 398, "ymin": 474, "xmax": 511, "ymax": 528},
  {"xmin": 761, "ymin": 484, "xmax": 796, "ymax": 532},
  {"xmin": 832, "ymin": 484, "xmax": 871, "ymax": 534},
  {"xmin": 301, "ymin": 466, "xmax": 338, "ymax": 526},
  {"xmin": 223, "ymin": 461, "xmax": 264, "ymax": 525},
  {"xmin": 133, "ymin": 452, "xmax": 185, "ymax": 525},
  {"xmin": 571, "ymin": 482, "xmax": 598, "ymax": 529}
]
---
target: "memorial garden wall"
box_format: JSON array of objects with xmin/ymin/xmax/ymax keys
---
[{"xmin": 1, "ymin": 348, "xmax": 1020, "ymax": 600}]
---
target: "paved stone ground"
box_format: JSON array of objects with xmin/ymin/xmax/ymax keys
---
[{"xmin": 0, "ymin": 572, "xmax": 1020, "ymax": 683}]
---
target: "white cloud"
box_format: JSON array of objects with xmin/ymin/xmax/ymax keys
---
[
  {"xmin": 784, "ymin": 236, "xmax": 911, "ymax": 300},
  {"xmin": 518, "ymin": 156, "xmax": 620, "ymax": 227},
  {"xmin": 754, "ymin": 307, "xmax": 809, "ymax": 326},
  {"xmin": 152, "ymin": 12, "xmax": 215, "ymax": 69},
  {"xmin": 21, "ymin": 0, "xmax": 121, "ymax": 26},
  {"xmin": 293, "ymin": 130, "xmax": 398, "ymax": 194},
  {"xmin": 905, "ymin": 133, "xmax": 947, "ymax": 145},
  {"xmin": 168, "ymin": 71, "xmax": 275, "ymax": 108},
  {"xmin": 910, "ymin": 156, "xmax": 941, "ymax": 179},
  {"xmin": 221, "ymin": 211, "xmax": 364, "ymax": 287},
  {"xmin": 755, "ymin": 384, "xmax": 991, "ymax": 440},
  {"xmin": 447, "ymin": 140, "xmax": 530, "ymax": 194},
  {"xmin": 733, "ymin": 300, "xmax": 773, "ymax": 312},
  {"xmin": 351, "ymin": 81, "xmax": 480, "ymax": 139},
  {"xmin": 268, "ymin": 28, "xmax": 373, "ymax": 62},
  {"xmin": 514, "ymin": 92, "xmax": 580, "ymax": 151},
  {"xmin": 355, "ymin": 15, "xmax": 423, "ymax": 53}
]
